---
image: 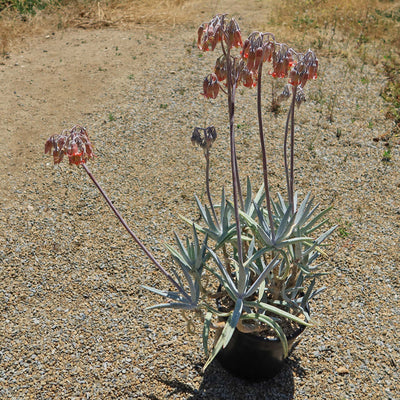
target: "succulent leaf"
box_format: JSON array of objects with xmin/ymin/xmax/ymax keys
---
[
  {"xmin": 202, "ymin": 311, "xmax": 213, "ymax": 356},
  {"xmin": 202, "ymin": 313, "xmax": 236, "ymax": 371}
]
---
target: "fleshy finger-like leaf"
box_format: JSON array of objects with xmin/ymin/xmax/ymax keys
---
[
  {"xmin": 244, "ymin": 256, "xmax": 280, "ymax": 298},
  {"xmin": 241, "ymin": 313, "xmax": 289, "ymax": 357},
  {"xmin": 202, "ymin": 311, "xmax": 213, "ymax": 356},
  {"xmin": 202, "ymin": 313, "xmax": 236, "ymax": 371},
  {"xmin": 207, "ymin": 247, "xmax": 239, "ymax": 298},
  {"xmin": 244, "ymin": 300, "xmax": 312, "ymax": 328}
]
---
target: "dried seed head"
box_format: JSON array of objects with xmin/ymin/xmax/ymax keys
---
[
  {"xmin": 277, "ymin": 84, "xmax": 292, "ymax": 104},
  {"xmin": 45, "ymin": 125, "xmax": 94, "ymax": 165},
  {"xmin": 191, "ymin": 126, "xmax": 217, "ymax": 150},
  {"xmin": 295, "ymin": 87, "xmax": 306, "ymax": 107}
]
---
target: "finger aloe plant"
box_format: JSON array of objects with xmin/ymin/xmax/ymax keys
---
[
  {"xmin": 44, "ymin": 14, "xmax": 336, "ymax": 374},
  {"xmin": 143, "ymin": 14, "xmax": 335, "ymax": 370}
]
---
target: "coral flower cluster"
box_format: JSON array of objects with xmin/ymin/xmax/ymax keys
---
[
  {"xmin": 45, "ymin": 125, "xmax": 94, "ymax": 165},
  {"xmin": 197, "ymin": 14, "xmax": 242, "ymax": 52},
  {"xmin": 197, "ymin": 14, "xmax": 318, "ymax": 99}
]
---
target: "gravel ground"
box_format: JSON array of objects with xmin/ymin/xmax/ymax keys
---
[{"xmin": 1, "ymin": 9, "xmax": 399, "ymax": 400}]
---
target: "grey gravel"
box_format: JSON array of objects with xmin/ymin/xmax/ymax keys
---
[{"xmin": 0, "ymin": 13, "xmax": 399, "ymax": 400}]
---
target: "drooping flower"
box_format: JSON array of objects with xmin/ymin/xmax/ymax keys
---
[
  {"xmin": 241, "ymin": 32, "xmax": 263, "ymax": 73},
  {"xmin": 288, "ymin": 50, "xmax": 318, "ymax": 88},
  {"xmin": 270, "ymin": 46, "xmax": 295, "ymax": 78},
  {"xmin": 253, "ymin": 47, "xmax": 264, "ymax": 71},
  {"xmin": 241, "ymin": 39, "xmax": 250, "ymax": 59},
  {"xmin": 202, "ymin": 73, "xmax": 220, "ymax": 99},
  {"xmin": 241, "ymin": 32, "xmax": 276, "ymax": 73},
  {"xmin": 288, "ymin": 59, "xmax": 308, "ymax": 87},
  {"xmin": 263, "ymin": 41, "xmax": 275, "ymax": 63},
  {"xmin": 240, "ymin": 68, "xmax": 257, "ymax": 88},
  {"xmin": 197, "ymin": 15, "xmax": 225, "ymax": 52},
  {"xmin": 214, "ymin": 55, "xmax": 227, "ymax": 82},
  {"xmin": 226, "ymin": 18, "xmax": 243, "ymax": 49},
  {"xmin": 307, "ymin": 56, "xmax": 318, "ymax": 80},
  {"xmin": 198, "ymin": 15, "xmax": 243, "ymax": 53}
]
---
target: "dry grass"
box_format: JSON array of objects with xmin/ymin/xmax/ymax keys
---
[
  {"xmin": 2, "ymin": 0, "xmax": 399, "ymax": 54},
  {"xmin": 1, "ymin": 0, "xmax": 399, "ymax": 131},
  {"xmin": 270, "ymin": 0, "xmax": 400, "ymax": 45},
  {"xmin": 0, "ymin": 0, "xmax": 199, "ymax": 54}
]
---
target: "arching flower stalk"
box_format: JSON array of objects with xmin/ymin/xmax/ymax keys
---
[{"xmin": 44, "ymin": 125, "xmax": 191, "ymax": 304}]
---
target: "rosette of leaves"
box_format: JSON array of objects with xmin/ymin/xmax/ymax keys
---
[{"xmin": 143, "ymin": 178, "xmax": 335, "ymax": 369}]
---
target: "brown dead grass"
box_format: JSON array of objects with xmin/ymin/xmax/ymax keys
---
[
  {"xmin": 2, "ymin": 0, "xmax": 399, "ymax": 56},
  {"xmin": 0, "ymin": 0, "xmax": 201, "ymax": 54},
  {"xmin": 5, "ymin": 0, "xmax": 400, "ymax": 54},
  {"xmin": 270, "ymin": 0, "xmax": 400, "ymax": 46}
]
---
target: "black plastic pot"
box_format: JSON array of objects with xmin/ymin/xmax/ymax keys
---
[{"xmin": 216, "ymin": 319, "xmax": 307, "ymax": 381}]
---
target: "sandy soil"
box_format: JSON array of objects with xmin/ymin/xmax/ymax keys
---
[{"xmin": 1, "ymin": 2, "xmax": 399, "ymax": 399}]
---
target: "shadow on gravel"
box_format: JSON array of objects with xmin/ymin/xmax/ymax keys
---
[{"xmin": 147, "ymin": 356, "xmax": 305, "ymax": 400}]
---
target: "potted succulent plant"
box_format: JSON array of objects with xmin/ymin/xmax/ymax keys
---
[{"xmin": 44, "ymin": 14, "xmax": 335, "ymax": 381}]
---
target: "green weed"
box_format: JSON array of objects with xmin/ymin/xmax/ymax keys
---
[
  {"xmin": 382, "ymin": 146, "xmax": 392, "ymax": 162},
  {"xmin": 0, "ymin": 0, "xmax": 51, "ymax": 15}
]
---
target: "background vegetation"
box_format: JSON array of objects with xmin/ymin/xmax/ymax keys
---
[{"xmin": 1, "ymin": 0, "xmax": 399, "ymax": 133}]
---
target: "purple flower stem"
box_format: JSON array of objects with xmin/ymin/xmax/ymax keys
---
[
  {"xmin": 225, "ymin": 46, "xmax": 244, "ymax": 268},
  {"xmin": 257, "ymin": 62, "xmax": 275, "ymax": 239},
  {"xmin": 81, "ymin": 163, "xmax": 190, "ymax": 300},
  {"xmin": 204, "ymin": 148, "xmax": 218, "ymax": 223},
  {"xmin": 283, "ymin": 85, "xmax": 297, "ymax": 210},
  {"xmin": 289, "ymin": 85, "xmax": 298, "ymax": 210}
]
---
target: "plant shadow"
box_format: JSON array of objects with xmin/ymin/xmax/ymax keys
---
[{"xmin": 147, "ymin": 355, "xmax": 305, "ymax": 400}]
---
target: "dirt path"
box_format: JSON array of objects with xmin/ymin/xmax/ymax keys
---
[{"xmin": 1, "ymin": 28, "xmax": 136, "ymax": 190}]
